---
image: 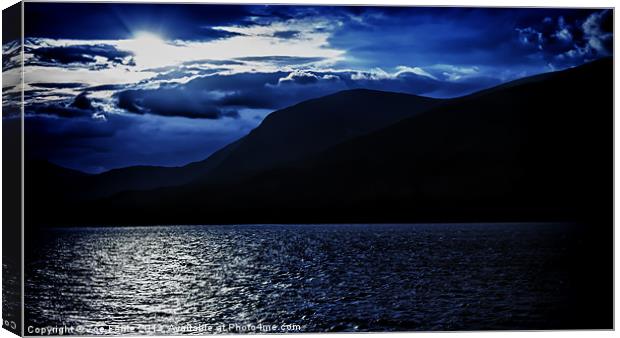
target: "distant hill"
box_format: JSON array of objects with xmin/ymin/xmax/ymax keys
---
[
  {"xmin": 25, "ymin": 138, "xmax": 240, "ymax": 202},
  {"xmin": 26, "ymin": 58, "xmax": 612, "ymax": 226}
]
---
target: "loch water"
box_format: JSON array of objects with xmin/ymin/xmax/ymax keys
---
[{"xmin": 25, "ymin": 223, "xmax": 580, "ymax": 334}]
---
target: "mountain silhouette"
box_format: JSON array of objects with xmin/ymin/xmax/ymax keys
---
[
  {"xmin": 26, "ymin": 136, "xmax": 244, "ymax": 203},
  {"xmin": 27, "ymin": 89, "xmax": 440, "ymax": 204},
  {"xmin": 26, "ymin": 58, "xmax": 612, "ymax": 227},
  {"xmin": 202, "ymin": 89, "xmax": 441, "ymax": 182}
]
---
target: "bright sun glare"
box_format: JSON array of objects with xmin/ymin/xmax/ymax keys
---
[
  {"xmin": 120, "ymin": 31, "xmax": 178, "ymax": 68},
  {"xmin": 133, "ymin": 32, "xmax": 165, "ymax": 46},
  {"xmin": 113, "ymin": 27, "xmax": 343, "ymax": 72}
]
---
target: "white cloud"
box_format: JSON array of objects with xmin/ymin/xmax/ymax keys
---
[
  {"xmin": 275, "ymin": 70, "xmax": 341, "ymax": 86},
  {"xmin": 92, "ymin": 112, "xmax": 107, "ymax": 121},
  {"xmin": 515, "ymin": 27, "xmax": 543, "ymax": 50},
  {"xmin": 351, "ymin": 68, "xmax": 391, "ymax": 80},
  {"xmin": 277, "ymin": 70, "xmax": 320, "ymax": 84},
  {"xmin": 394, "ymin": 66, "xmax": 438, "ymax": 80},
  {"xmin": 582, "ymin": 10, "xmax": 612, "ymax": 55},
  {"xmin": 429, "ymin": 64, "xmax": 480, "ymax": 82},
  {"xmin": 553, "ymin": 17, "xmax": 573, "ymax": 42},
  {"xmin": 351, "ymin": 66, "xmax": 437, "ymax": 81}
]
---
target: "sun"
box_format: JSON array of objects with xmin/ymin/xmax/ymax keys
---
[
  {"xmin": 118, "ymin": 31, "xmax": 178, "ymax": 68},
  {"xmin": 133, "ymin": 32, "xmax": 166, "ymax": 47}
]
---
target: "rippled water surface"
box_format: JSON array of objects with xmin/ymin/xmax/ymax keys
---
[{"xmin": 26, "ymin": 223, "xmax": 576, "ymax": 333}]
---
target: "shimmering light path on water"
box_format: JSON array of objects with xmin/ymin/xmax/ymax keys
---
[{"xmin": 26, "ymin": 223, "xmax": 574, "ymax": 334}]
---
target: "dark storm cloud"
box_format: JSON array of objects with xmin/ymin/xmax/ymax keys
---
[
  {"xmin": 116, "ymin": 89, "xmax": 240, "ymax": 119},
  {"xmin": 112, "ymin": 68, "xmax": 497, "ymax": 120},
  {"xmin": 23, "ymin": 89, "xmax": 75, "ymax": 103},
  {"xmin": 27, "ymin": 44, "xmax": 134, "ymax": 67},
  {"xmin": 24, "ymin": 111, "xmax": 249, "ymax": 173},
  {"xmin": 71, "ymin": 92, "xmax": 95, "ymax": 110},
  {"xmin": 31, "ymin": 83, "xmax": 86, "ymax": 89},
  {"xmin": 84, "ymin": 84, "xmax": 130, "ymax": 92},
  {"xmin": 27, "ymin": 92, "xmax": 102, "ymax": 119},
  {"xmin": 235, "ymin": 56, "xmax": 327, "ymax": 66},
  {"xmin": 113, "ymin": 71, "xmax": 314, "ymax": 117},
  {"xmin": 180, "ymin": 59, "xmax": 246, "ymax": 67},
  {"xmin": 114, "ymin": 72, "xmax": 303, "ymax": 117},
  {"xmin": 31, "ymin": 105, "xmax": 93, "ymax": 119},
  {"xmin": 23, "ymin": 92, "xmax": 219, "ymax": 173},
  {"xmin": 195, "ymin": 27, "xmax": 245, "ymax": 41},
  {"xmin": 272, "ymin": 30, "xmax": 301, "ymax": 39}
]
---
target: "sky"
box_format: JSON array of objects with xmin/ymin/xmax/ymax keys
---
[{"xmin": 2, "ymin": 4, "xmax": 613, "ymax": 173}]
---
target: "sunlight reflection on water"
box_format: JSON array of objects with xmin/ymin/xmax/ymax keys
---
[{"xmin": 26, "ymin": 223, "xmax": 573, "ymax": 334}]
